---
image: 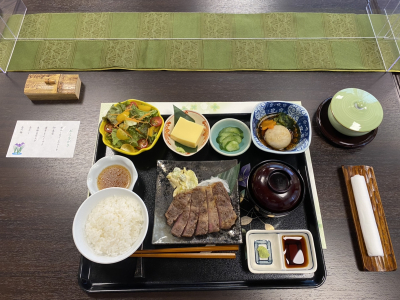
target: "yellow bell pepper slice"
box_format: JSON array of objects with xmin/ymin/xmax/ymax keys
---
[
  {"xmin": 148, "ymin": 126, "xmax": 158, "ymax": 137},
  {"xmin": 121, "ymin": 144, "xmax": 137, "ymax": 153},
  {"xmin": 137, "ymin": 104, "xmax": 152, "ymax": 111},
  {"xmin": 116, "ymin": 128, "xmax": 130, "ymax": 140},
  {"xmin": 116, "ymin": 111, "xmax": 130, "ymax": 123}
]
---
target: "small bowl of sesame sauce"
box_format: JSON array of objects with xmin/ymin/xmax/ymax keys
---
[{"xmin": 87, "ymin": 155, "xmax": 138, "ymax": 195}]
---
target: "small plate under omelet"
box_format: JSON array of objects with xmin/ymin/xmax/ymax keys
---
[{"xmin": 162, "ymin": 110, "xmax": 210, "ymax": 157}]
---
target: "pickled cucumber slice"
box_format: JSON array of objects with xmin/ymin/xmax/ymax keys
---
[
  {"xmin": 219, "ymin": 127, "xmax": 244, "ymax": 138},
  {"xmin": 219, "ymin": 134, "xmax": 242, "ymax": 149},
  {"xmin": 217, "ymin": 132, "xmax": 240, "ymax": 143},
  {"xmin": 225, "ymin": 141, "xmax": 240, "ymax": 152}
]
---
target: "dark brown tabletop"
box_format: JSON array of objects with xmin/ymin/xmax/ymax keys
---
[{"xmin": 1, "ymin": 1, "xmax": 399, "ymax": 299}]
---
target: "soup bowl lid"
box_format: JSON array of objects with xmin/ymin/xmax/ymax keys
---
[
  {"xmin": 247, "ymin": 160, "xmax": 304, "ymax": 215},
  {"xmin": 330, "ymin": 88, "xmax": 383, "ymax": 133}
]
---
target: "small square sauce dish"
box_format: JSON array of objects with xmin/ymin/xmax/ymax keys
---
[
  {"xmin": 246, "ymin": 229, "xmax": 317, "ymax": 274},
  {"xmin": 254, "ymin": 240, "xmax": 273, "ymax": 265}
]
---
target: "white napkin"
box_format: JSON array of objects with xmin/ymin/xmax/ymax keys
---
[{"xmin": 351, "ymin": 175, "xmax": 384, "ymax": 256}]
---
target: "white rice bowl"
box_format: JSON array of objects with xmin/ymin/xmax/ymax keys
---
[
  {"xmin": 73, "ymin": 187, "xmax": 149, "ymax": 264},
  {"xmin": 85, "ymin": 195, "xmax": 144, "ymax": 256}
]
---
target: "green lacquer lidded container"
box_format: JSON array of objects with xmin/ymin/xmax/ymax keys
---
[{"xmin": 328, "ymin": 88, "xmax": 383, "ymax": 136}]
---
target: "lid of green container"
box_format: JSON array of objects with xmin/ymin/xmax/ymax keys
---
[{"xmin": 330, "ymin": 88, "xmax": 383, "ymax": 132}]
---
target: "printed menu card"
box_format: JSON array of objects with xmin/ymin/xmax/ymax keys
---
[{"xmin": 6, "ymin": 121, "xmax": 80, "ymax": 158}]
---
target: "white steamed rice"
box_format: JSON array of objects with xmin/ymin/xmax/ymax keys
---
[{"xmin": 85, "ymin": 195, "xmax": 144, "ymax": 257}]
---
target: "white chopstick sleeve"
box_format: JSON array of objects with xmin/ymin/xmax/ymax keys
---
[{"xmin": 350, "ymin": 175, "xmax": 384, "ymax": 256}]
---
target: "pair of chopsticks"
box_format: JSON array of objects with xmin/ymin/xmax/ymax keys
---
[{"xmin": 130, "ymin": 245, "xmax": 238, "ymax": 259}]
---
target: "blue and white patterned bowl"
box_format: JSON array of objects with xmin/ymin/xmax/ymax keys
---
[{"xmin": 250, "ymin": 101, "xmax": 311, "ymax": 154}]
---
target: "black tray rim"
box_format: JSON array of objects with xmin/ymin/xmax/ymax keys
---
[{"xmin": 78, "ymin": 113, "xmax": 327, "ymax": 292}]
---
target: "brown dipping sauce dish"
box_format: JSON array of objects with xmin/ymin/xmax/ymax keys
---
[
  {"xmin": 246, "ymin": 160, "xmax": 305, "ymax": 217},
  {"xmin": 97, "ymin": 164, "xmax": 131, "ymax": 190},
  {"xmin": 86, "ymin": 155, "xmax": 138, "ymax": 195}
]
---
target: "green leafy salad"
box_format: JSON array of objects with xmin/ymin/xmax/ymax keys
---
[{"xmin": 102, "ymin": 100, "xmax": 163, "ymax": 152}]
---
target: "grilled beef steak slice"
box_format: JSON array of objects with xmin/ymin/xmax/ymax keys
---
[
  {"xmin": 165, "ymin": 191, "xmax": 192, "ymax": 226},
  {"xmin": 205, "ymin": 186, "xmax": 220, "ymax": 233},
  {"xmin": 171, "ymin": 196, "xmax": 192, "ymax": 237},
  {"xmin": 182, "ymin": 187, "xmax": 203, "ymax": 237},
  {"xmin": 212, "ymin": 182, "xmax": 237, "ymax": 230},
  {"xmin": 195, "ymin": 187, "xmax": 208, "ymax": 236}
]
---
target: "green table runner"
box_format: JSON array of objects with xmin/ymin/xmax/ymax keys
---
[{"xmin": 6, "ymin": 12, "xmax": 400, "ymax": 72}]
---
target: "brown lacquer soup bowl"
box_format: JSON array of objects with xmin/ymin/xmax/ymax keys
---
[{"xmin": 246, "ymin": 160, "xmax": 305, "ymax": 217}]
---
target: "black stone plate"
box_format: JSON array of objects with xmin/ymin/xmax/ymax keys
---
[
  {"xmin": 315, "ymin": 97, "xmax": 378, "ymax": 148},
  {"xmin": 152, "ymin": 160, "xmax": 242, "ymax": 245},
  {"xmin": 78, "ymin": 113, "xmax": 326, "ymax": 292}
]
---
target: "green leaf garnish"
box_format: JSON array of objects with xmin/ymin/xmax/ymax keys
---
[
  {"xmin": 217, "ymin": 163, "xmax": 241, "ymax": 195},
  {"xmin": 175, "ymin": 141, "xmax": 198, "ymax": 153},
  {"xmin": 173, "ymin": 105, "xmax": 195, "ymax": 124}
]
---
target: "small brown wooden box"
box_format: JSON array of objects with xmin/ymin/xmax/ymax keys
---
[{"xmin": 24, "ymin": 74, "xmax": 81, "ymax": 100}]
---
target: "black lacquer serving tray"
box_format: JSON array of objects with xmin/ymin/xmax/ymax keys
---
[{"xmin": 78, "ymin": 113, "xmax": 326, "ymax": 292}]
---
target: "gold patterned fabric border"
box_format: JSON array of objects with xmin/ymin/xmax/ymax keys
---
[{"xmin": 7, "ymin": 12, "xmax": 400, "ymax": 72}]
